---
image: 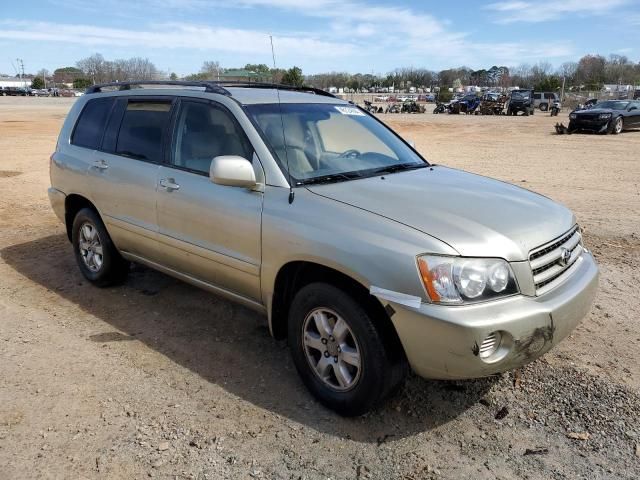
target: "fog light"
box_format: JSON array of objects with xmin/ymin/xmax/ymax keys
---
[{"xmin": 479, "ymin": 332, "xmax": 501, "ymax": 359}]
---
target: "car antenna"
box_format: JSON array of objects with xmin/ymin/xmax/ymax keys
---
[{"xmin": 271, "ymin": 35, "xmax": 295, "ymax": 204}]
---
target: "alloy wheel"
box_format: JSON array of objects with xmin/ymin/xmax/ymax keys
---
[
  {"xmin": 78, "ymin": 222, "xmax": 104, "ymax": 272},
  {"xmin": 614, "ymin": 117, "xmax": 623, "ymax": 134},
  {"xmin": 302, "ymin": 308, "xmax": 362, "ymax": 391}
]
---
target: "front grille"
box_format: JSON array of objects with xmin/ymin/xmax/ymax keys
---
[{"xmin": 529, "ymin": 226, "xmax": 583, "ymax": 295}]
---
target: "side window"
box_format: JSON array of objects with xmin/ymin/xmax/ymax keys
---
[
  {"xmin": 544, "ymin": 93, "xmax": 555, "ymax": 100},
  {"xmin": 71, "ymin": 97, "xmax": 115, "ymax": 149},
  {"xmin": 172, "ymin": 101, "xmax": 253, "ymax": 175},
  {"xmin": 533, "ymin": 93, "xmax": 541, "ymax": 100},
  {"xmin": 115, "ymin": 101, "xmax": 172, "ymax": 162}
]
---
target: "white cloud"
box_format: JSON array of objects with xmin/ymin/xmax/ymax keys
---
[
  {"xmin": 5, "ymin": 0, "xmax": 589, "ymax": 72},
  {"xmin": 0, "ymin": 20, "xmax": 353, "ymax": 59},
  {"xmin": 485, "ymin": 0, "xmax": 631, "ymax": 23}
]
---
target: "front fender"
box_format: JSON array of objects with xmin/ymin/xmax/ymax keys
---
[{"xmin": 260, "ymin": 186, "xmax": 458, "ymax": 315}]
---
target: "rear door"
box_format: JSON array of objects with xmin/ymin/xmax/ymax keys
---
[
  {"xmin": 86, "ymin": 96, "xmax": 174, "ymax": 260},
  {"xmin": 156, "ymin": 97, "xmax": 263, "ymax": 301}
]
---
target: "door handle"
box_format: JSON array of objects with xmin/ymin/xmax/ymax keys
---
[
  {"xmin": 93, "ymin": 159, "xmax": 109, "ymax": 170},
  {"xmin": 159, "ymin": 178, "xmax": 180, "ymax": 192}
]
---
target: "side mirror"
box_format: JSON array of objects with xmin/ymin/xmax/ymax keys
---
[{"xmin": 210, "ymin": 156, "xmax": 256, "ymax": 188}]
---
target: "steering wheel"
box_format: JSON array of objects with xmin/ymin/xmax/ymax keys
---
[{"xmin": 338, "ymin": 149, "xmax": 361, "ymax": 158}]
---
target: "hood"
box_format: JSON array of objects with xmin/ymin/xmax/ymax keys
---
[
  {"xmin": 574, "ymin": 107, "xmax": 616, "ymax": 115},
  {"xmin": 306, "ymin": 166, "xmax": 575, "ymax": 261}
]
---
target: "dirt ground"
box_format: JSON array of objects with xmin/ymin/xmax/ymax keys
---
[{"xmin": 1, "ymin": 97, "xmax": 639, "ymax": 479}]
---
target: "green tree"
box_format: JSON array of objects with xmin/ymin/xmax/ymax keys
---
[
  {"xmin": 436, "ymin": 87, "xmax": 453, "ymax": 102},
  {"xmin": 281, "ymin": 66, "xmax": 304, "ymax": 87},
  {"xmin": 169, "ymin": 72, "xmax": 178, "ymax": 80},
  {"xmin": 73, "ymin": 78, "xmax": 92, "ymax": 89},
  {"xmin": 31, "ymin": 77, "xmax": 44, "ymax": 89}
]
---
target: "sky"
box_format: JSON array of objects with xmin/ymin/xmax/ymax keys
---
[{"xmin": 1, "ymin": 0, "xmax": 639, "ymax": 77}]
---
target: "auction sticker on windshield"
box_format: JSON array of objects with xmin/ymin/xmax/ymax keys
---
[{"xmin": 335, "ymin": 106, "xmax": 366, "ymax": 116}]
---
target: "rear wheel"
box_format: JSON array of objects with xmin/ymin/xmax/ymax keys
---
[
  {"xmin": 72, "ymin": 208, "xmax": 129, "ymax": 287},
  {"xmin": 288, "ymin": 283, "xmax": 407, "ymax": 416},
  {"xmin": 540, "ymin": 103, "xmax": 548, "ymax": 112}
]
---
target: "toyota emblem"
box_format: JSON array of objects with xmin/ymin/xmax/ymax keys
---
[{"xmin": 559, "ymin": 247, "xmax": 571, "ymax": 266}]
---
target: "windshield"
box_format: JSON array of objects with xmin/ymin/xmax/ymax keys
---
[
  {"xmin": 246, "ymin": 103, "xmax": 427, "ymax": 184},
  {"xmin": 594, "ymin": 101, "xmax": 629, "ymax": 110},
  {"xmin": 511, "ymin": 91, "xmax": 531, "ymax": 100}
]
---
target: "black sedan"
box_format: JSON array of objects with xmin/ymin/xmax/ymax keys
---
[{"xmin": 569, "ymin": 100, "xmax": 640, "ymax": 134}]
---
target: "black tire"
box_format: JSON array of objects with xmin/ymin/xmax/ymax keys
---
[
  {"xmin": 531, "ymin": 108, "xmax": 535, "ymax": 116},
  {"xmin": 288, "ymin": 283, "xmax": 407, "ymax": 416},
  {"xmin": 610, "ymin": 116, "xmax": 623, "ymax": 135},
  {"xmin": 72, "ymin": 208, "xmax": 129, "ymax": 287},
  {"xmin": 540, "ymin": 103, "xmax": 548, "ymax": 112}
]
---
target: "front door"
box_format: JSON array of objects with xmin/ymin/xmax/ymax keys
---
[{"xmin": 156, "ymin": 98, "xmax": 263, "ymax": 301}]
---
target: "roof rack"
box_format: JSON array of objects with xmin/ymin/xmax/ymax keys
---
[
  {"xmin": 85, "ymin": 80, "xmax": 231, "ymax": 95},
  {"xmin": 218, "ymin": 81, "xmax": 337, "ymax": 98},
  {"xmin": 84, "ymin": 80, "xmax": 337, "ymax": 99}
]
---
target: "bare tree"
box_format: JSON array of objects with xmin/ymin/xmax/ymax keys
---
[
  {"xmin": 76, "ymin": 53, "xmax": 158, "ymax": 83},
  {"xmin": 76, "ymin": 53, "xmax": 106, "ymax": 84},
  {"xmin": 200, "ymin": 61, "xmax": 222, "ymax": 80}
]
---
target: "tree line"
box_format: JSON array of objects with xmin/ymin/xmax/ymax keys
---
[
  {"xmin": 306, "ymin": 55, "xmax": 640, "ymax": 92},
  {"xmin": 38, "ymin": 52, "xmax": 640, "ymax": 91}
]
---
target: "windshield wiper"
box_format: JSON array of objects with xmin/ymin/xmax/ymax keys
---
[
  {"xmin": 296, "ymin": 171, "xmax": 362, "ymax": 186},
  {"xmin": 369, "ymin": 163, "xmax": 428, "ymax": 176}
]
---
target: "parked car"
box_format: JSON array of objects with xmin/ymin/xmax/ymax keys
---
[
  {"xmin": 32, "ymin": 89, "xmax": 51, "ymax": 97},
  {"xmin": 507, "ymin": 89, "xmax": 535, "ymax": 116},
  {"xmin": 569, "ymin": 99, "xmax": 640, "ymax": 134},
  {"xmin": 49, "ymin": 81, "xmax": 599, "ymax": 416},
  {"xmin": 533, "ymin": 92, "xmax": 559, "ymax": 111},
  {"xmin": 1, "ymin": 86, "xmax": 28, "ymax": 96}
]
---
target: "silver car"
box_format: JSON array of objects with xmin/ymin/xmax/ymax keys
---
[{"xmin": 49, "ymin": 81, "xmax": 599, "ymax": 416}]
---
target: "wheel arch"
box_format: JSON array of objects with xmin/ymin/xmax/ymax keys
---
[
  {"xmin": 64, "ymin": 194, "xmax": 99, "ymax": 241},
  {"xmin": 269, "ymin": 261, "xmax": 407, "ymax": 360}
]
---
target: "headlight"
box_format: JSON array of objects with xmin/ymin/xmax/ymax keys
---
[
  {"xmin": 569, "ymin": 113, "xmax": 577, "ymax": 120},
  {"xmin": 417, "ymin": 255, "xmax": 519, "ymax": 304},
  {"xmin": 598, "ymin": 113, "xmax": 611, "ymax": 120}
]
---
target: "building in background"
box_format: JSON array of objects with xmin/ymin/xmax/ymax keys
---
[{"xmin": 0, "ymin": 76, "xmax": 29, "ymax": 89}]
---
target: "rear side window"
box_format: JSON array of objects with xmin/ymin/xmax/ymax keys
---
[
  {"xmin": 71, "ymin": 98, "xmax": 115, "ymax": 149},
  {"xmin": 116, "ymin": 101, "xmax": 172, "ymax": 162},
  {"xmin": 544, "ymin": 93, "xmax": 556, "ymax": 100}
]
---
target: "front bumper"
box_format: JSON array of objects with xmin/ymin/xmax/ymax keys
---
[
  {"xmin": 569, "ymin": 119, "xmax": 610, "ymax": 133},
  {"xmin": 388, "ymin": 251, "xmax": 599, "ymax": 380}
]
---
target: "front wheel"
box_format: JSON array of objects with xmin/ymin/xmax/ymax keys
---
[
  {"xmin": 611, "ymin": 116, "xmax": 623, "ymax": 134},
  {"xmin": 72, "ymin": 208, "xmax": 129, "ymax": 287},
  {"xmin": 288, "ymin": 283, "xmax": 407, "ymax": 416}
]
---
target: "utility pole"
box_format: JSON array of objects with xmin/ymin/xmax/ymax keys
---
[{"xmin": 16, "ymin": 58, "xmax": 25, "ymax": 86}]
